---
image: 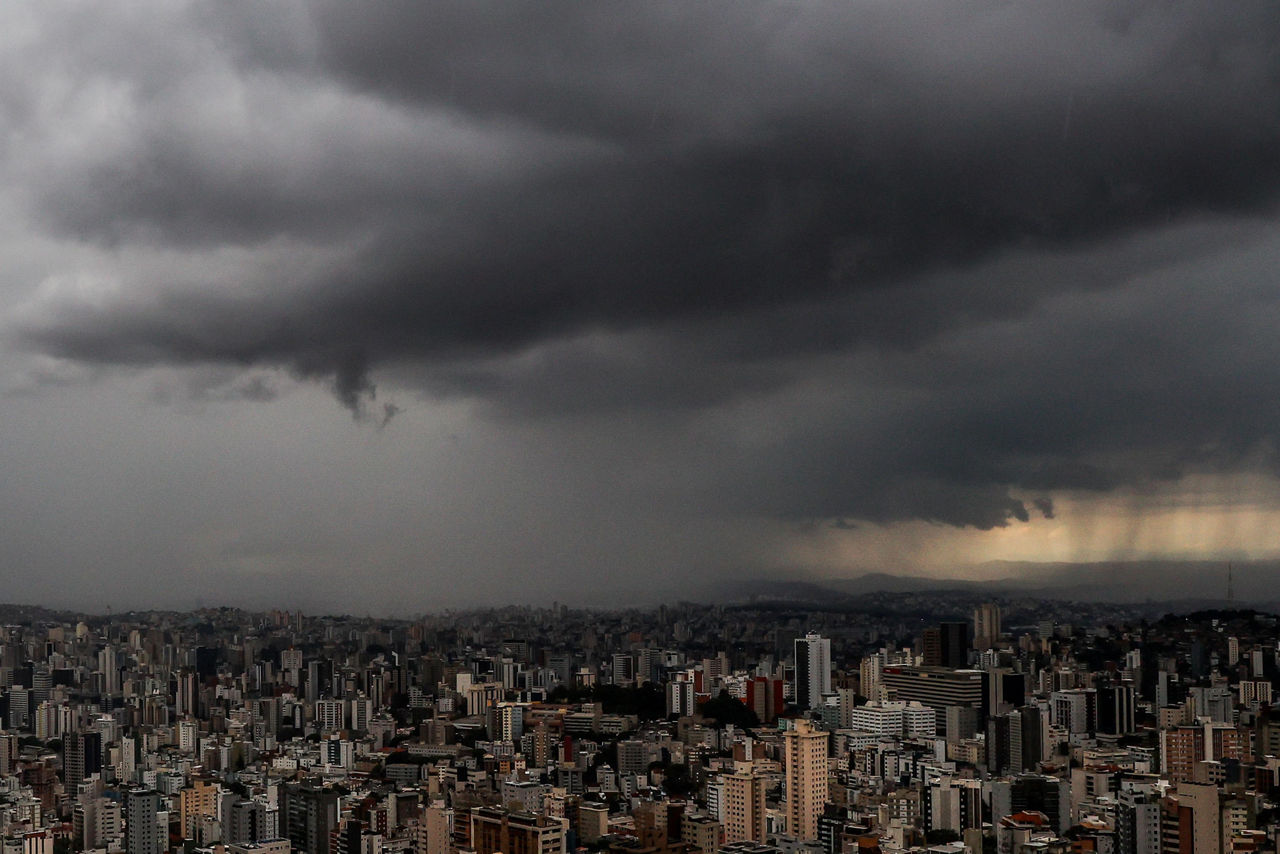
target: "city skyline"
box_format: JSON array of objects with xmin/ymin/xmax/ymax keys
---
[
  {"xmin": 0, "ymin": 595, "xmax": 1272, "ymax": 854},
  {"xmin": 1, "ymin": 3, "xmax": 1279, "ymax": 611}
]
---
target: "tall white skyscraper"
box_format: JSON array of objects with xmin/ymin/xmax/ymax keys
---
[
  {"xmin": 99, "ymin": 646, "xmax": 120, "ymax": 696},
  {"xmin": 794, "ymin": 632, "xmax": 831, "ymax": 711}
]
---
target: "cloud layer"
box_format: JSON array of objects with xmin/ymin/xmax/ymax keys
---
[{"xmin": 1, "ymin": 1, "xmax": 1279, "ymax": 607}]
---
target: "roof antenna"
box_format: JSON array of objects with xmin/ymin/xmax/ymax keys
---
[{"xmin": 1227, "ymin": 563, "xmax": 1234, "ymax": 605}]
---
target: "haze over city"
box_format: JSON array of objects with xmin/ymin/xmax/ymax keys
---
[{"xmin": 1, "ymin": 2, "xmax": 1279, "ymax": 612}]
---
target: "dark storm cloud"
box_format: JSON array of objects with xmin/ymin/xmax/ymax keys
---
[
  {"xmin": 10, "ymin": 1, "xmax": 1280, "ymax": 531},
  {"xmin": 21, "ymin": 2, "xmax": 1280, "ymax": 342},
  {"xmin": 1031, "ymin": 498, "xmax": 1055, "ymax": 520},
  {"xmin": 679, "ymin": 234, "xmax": 1280, "ymax": 528}
]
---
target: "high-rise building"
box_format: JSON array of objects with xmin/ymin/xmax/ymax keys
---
[
  {"xmin": 922, "ymin": 777, "xmax": 982, "ymax": 834},
  {"xmin": 314, "ymin": 700, "xmax": 344, "ymax": 733},
  {"xmin": 794, "ymin": 634, "xmax": 831, "ymax": 712},
  {"xmin": 98, "ymin": 646, "xmax": 120, "ymax": 696},
  {"xmin": 177, "ymin": 779, "xmax": 219, "ymax": 840},
  {"xmin": 1116, "ymin": 789, "xmax": 1160, "ymax": 854},
  {"xmin": 632, "ymin": 801, "xmax": 675, "ymax": 850},
  {"xmin": 985, "ymin": 712, "xmax": 1024, "ymax": 776},
  {"xmin": 1190, "ymin": 686, "xmax": 1234, "ymax": 723},
  {"xmin": 1163, "ymin": 783, "xmax": 1222, "ymax": 854},
  {"xmin": 722, "ymin": 765, "xmax": 767, "ymax": 843},
  {"xmin": 988, "ymin": 669, "xmax": 1027, "ymax": 714},
  {"xmin": 420, "ymin": 804, "xmax": 453, "ymax": 854},
  {"xmin": 1017, "ymin": 706, "xmax": 1044, "ymax": 771},
  {"xmin": 348, "ymin": 696, "xmax": 373, "ymax": 732},
  {"xmin": 973, "ymin": 603, "xmax": 1001, "ymax": 650},
  {"xmin": 195, "ymin": 647, "xmax": 219, "ymax": 680},
  {"xmin": 0, "ymin": 733, "xmax": 16, "ymax": 776},
  {"xmin": 32, "ymin": 667, "xmax": 51, "ymax": 704},
  {"xmin": 681, "ymin": 813, "xmax": 720, "ymax": 854},
  {"xmin": 988, "ymin": 774, "xmax": 1070, "ymax": 835},
  {"xmin": 667, "ymin": 678, "xmax": 696, "ymax": 717},
  {"xmin": 125, "ymin": 789, "xmax": 164, "ymax": 854},
  {"xmin": 783, "ymin": 720, "xmax": 829, "ymax": 841},
  {"xmin": 1050, "ymin": 689, "xmax": 1097, "ymax": 734},
  {"xmin": 880, "ymin": 666, "xmax": 987, "ymax": 736},
  {"xmin": 279, "ymin": 783, "xmax": 339, "ymax": 854},
  {"xmin": 175, "ymin": 669, "xmax": 199, "ymax": 719},
  {"xmin": 8, "ymin": 687, "xmax": 30, "ymax": 730},
  {"xmin": 816, "ymin": 804, "xmax": 856, "ymax": 854},
  {"xmin": 1161, "ymin": 725, "xmax": 1214, "ymax": 784},
  {"xmin": 63, "ymin": 732, "xmax": 103, "ymax": 791},
  {"xmin": 923, "ymin": 623, "xmax": 970, "ymax": 669},
  {"xmin": 636, "ymin": 648, "xmax": 661, "ymax": 686},
  {"xmin": 469, "ymin": 807, "xmax": 565, "ymax": 854},
  {"xmin": 77, "ymin": 796, "xmax": 122, "ymax": 851},
  {"xmin": 117, "ymin": 736, "xmax": 137, "ymax": 784},
  {"xmin": 617, "ymin": 740, "xmax": 650, "ymax": 777},
  {"xmin": 577, "ymin": 803, "xmax": 608, "ymax": 845},
  {"xmin": 744, "ymin": 677, "xmax": 783, "ymax": 723},
  {"xmin": 610, "ymin": 653, "xmax": 634, "ymax": 686},
  {"xmin": 227, "ymin": 799, "xmax": 268, "ymax": 845},
  {"xmin": 331, "ymin": 817, "xmax": 369, "ymax": 854},
  {"xmin": 306, "ymin": 660, "xmax": 327, "ymax": 703},
  {"xmin": 1097, "ymin": 683, "xmax": 1136, "ymax": 735}
]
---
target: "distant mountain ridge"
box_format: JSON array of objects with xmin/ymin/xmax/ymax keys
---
[{"xmin": 728, "ymin": 559, "xmax": 1280, "ymax": 608}]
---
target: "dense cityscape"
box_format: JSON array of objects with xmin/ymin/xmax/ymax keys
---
[
  {"xmin": 0, "ymin": 594, "xmax": 1272, "ymax": 854},
  {"xmin": 2, "ymin": 8, "xmax": 1277, "ymax": 854}
]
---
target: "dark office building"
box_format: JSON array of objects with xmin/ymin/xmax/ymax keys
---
[
  {"xmin": 63, "ymin": 731, "xmax": 102, "ymax": 790},
  {"xmin": 991, "ymin": 774, "xmax": 1069, "ymax": 834},
  {"xmin": 195, "ymin": 647, "xmax": 219, "ymax": 681},
  {"xmin": 228, "ymin": 799, "xmax": 269, "ymax": 845},
  {"xmin": 1097, "ymin": 683, "xmax": 1137, "ymax": 736},
  {"xmin": 923, "ymin": 623, "xmax": 971, "ymax": 669},
  {"xmin": 280, "ymin": 782, "xmax": 339, "ymax": 854}
]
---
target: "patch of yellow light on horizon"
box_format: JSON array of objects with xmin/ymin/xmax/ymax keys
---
[{"xmin": 775, "ymin": 474, "xmax": 1280, "ymax": 579}]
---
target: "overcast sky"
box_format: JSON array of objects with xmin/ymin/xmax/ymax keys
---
[{"xmin": 2, "ymin": 1, "xmax": 1279, "ymax": 613}]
